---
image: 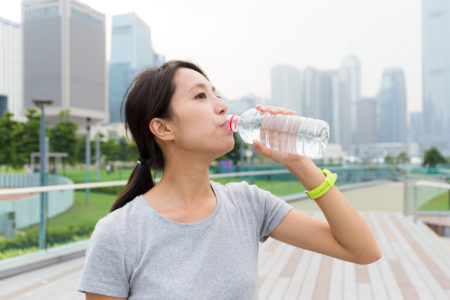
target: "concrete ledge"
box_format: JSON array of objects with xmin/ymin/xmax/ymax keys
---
[{"xmin": 0, "ymin": 240, "xmax": 88, "ymax": 280}]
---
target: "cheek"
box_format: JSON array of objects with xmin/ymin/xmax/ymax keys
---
[
  {"xmin": 177, "ymin": 124, "xmax": 233, "ymax": 151},
  {"xmin": 176, "ymin": 121, "xmax": 215, "ymax": 145}
]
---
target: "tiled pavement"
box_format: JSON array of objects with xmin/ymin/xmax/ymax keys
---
[{"xmin": 257, "ymin": 212, "xmax": 450, "ymax": 300}]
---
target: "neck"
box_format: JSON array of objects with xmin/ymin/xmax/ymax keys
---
[{"xmin": 153, "ymin": 152, "xmax": 214, "ymax": 208}]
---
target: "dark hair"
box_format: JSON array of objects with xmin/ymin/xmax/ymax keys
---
[{"xmin": 110, "ymin": 60, "xmax": 209, "ymax": 212}]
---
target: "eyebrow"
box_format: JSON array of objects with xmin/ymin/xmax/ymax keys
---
[{"xmin": 189, "ymin": 83, "xmax": 216, "ymax": 93}]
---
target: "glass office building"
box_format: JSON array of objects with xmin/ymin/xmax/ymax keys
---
[
  {"xmin": 377, "ymin": 68, "xmax": 407, "ymax": 143},
  {"xmin": 109, "ymin": 13, "xmax": 157, "ymax": 123},
  {"xmin": 422, "ymin": 0, "xmax": 450, "ymax": 154},
  {"xmin": 22, "ymin": 0, "xmax": 107, "ymax": 129},
  {"xmin": 0, "ymin": 17, "xmax": 22, "ymax": 121}
]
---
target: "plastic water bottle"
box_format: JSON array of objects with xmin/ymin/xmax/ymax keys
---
[{"xmin": 226, "ymin": 108, "xmax": 329, "ymax": 158}]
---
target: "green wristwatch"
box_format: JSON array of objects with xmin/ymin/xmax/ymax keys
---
[{"xmin": 305, "ymin": 169, "xmax": 337, "ymax": 200}]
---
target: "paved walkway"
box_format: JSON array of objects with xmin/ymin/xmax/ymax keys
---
[
  {"xmin": 1, "ymin": 183, "xmax": 450, "ymax": 300},
  {"xmin": 290, "ymin": 181, "xmax": 405, "ymax": 212},
  {"xmin": 258, "ymin": 212, "xmax": 450, "ymax": 300}
]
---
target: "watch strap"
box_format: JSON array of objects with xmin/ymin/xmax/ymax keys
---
[{"xmin": 305, "ymin": 169, "xmax": 337, "ymax": 200}]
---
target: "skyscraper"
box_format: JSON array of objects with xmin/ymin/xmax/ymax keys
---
[
  {"xmin": 22, "ymin": 0, "xmax": 107, "ymax": 129},
  {"xmin": 299, "ymin": 67, "xmax": 318, "ymax": 118},
  {"xmin": 0, "ymin": 17, "xmax": 22, "ymax": 120},
  {"xmin": 356, "ymin": 97, "xmax": 377, "ymax": 145},
  {"xmin": 300, "ymin": 69, "xmax": 339, "ymax": 143},
  {"xmin": 338, "ymin": 54, "xmax": 362, "ymax": 152},
  {"xmin": 377, "ymin": 68, "xmax": 407, "ymax": 143},
  {"xmin": 270, "ymin": 64, "xmax": 302, "ymax": 114},
  {"xmin": 316, "ymin": 71, "xmax": 339, "ymax": 144},
  {"xmin": 409, "ymin": 111, "xmax": 423, "ymax": 144},
  {"xmin": 422, "ymin": 0, "xmax": 450, "ymax": 154},
  {"xmin": 109, "ymin": 13, "xmax": 157, "ymax": 123}
]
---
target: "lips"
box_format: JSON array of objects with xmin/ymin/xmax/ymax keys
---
[{"xmin": 220, "ymin": 120, "xmax": 230, "ymax": 130}]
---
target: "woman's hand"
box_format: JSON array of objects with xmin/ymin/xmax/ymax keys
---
[{"xmin": 252, "ymin": 105, "xmax": 305, "ymax": 167}]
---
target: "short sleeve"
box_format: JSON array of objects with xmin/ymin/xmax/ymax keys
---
[
  {"xmin": 242, "ymin": 182, "xmax": 293, "ymax": 243},
  {"xmin": 77, "ymin": 217, "xmax": 130, "ymax": 298}
]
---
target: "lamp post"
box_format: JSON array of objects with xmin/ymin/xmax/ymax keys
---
[
  {"xmin": 95, "ymin": 133, "xmax": 100, "ymax": 181},
  {"xmin": 33, "ymin": 99, "xmax": 53, "ymax": 250},
  {"xmin": 86, "ymin": 117, "xmax": 91, "ymax": 204},
  {"xmin": 245, "ymin": 149, "xmax": 255, "ymax": 185}
]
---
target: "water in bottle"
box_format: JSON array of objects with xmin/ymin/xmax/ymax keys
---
[{"xmin": 226, "ymin": 108, "xmax": 329, "ymax": 158}]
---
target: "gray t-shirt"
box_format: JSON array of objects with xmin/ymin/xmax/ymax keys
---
[{"xmin": 78, "ymin": 180, "xmax": 293, "ymax": 299}]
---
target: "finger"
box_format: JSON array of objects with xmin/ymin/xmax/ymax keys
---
[
  {"xmin": 257, "ymin": 105, "xmax": 272, "ymax": 113},
  {"xmin": 269, "ymin": 107, "xmax": 284, "ymax": 114},
  {"xmin": 284, "ymin": 109, "xmax": 296, "ymax": 115},
  {"xmin": 253, "ymin": 140, "xmax": 273, "ymax": 157}
]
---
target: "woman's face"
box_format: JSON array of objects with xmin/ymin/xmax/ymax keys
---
[{"xmin": 164, "ymin": 67, "xmax": 235, "ymax": 157}]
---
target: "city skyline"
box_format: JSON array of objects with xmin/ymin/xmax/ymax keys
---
[{"xmin": 1, "ymin": 0, "xmax": 422, "ymax": 113}]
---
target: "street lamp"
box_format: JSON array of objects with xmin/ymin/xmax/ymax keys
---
[
  {"xmin": 33, "ymin": 99, "xmax": 53, "ymax": 250},
  {"xmin": 245, "ymin": 149, "xmax": 255, "ymax": 185},
  {"xmin": 86, "ymin": 117, "xmax": 91, "ymax": 204}
]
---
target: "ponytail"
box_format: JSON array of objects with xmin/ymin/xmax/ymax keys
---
[{"xmin": 110, "ymin": 159, "xmax": 155, "ymax": 212}]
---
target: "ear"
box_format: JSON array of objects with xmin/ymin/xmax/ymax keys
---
[{"xmin": 149, "ymin": 118, "xmax": 174, "ymax": 142}]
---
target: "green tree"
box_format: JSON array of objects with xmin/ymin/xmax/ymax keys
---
[
  {"xmin": 0, "ymin": 111, "xmax": 21, "ymax": 169},
  {"xmin": 75, "ymin": 135, "xmax": 96, "ymax": 164},
  {"xmin": 217, "ymin": 133, "xmax": 245, "ymax": 165},
  {"xmin": 127, "ymin": 139, "xmax": 139, "ymax": 162},
  {"xmin": 48, "ymin": 110, "xmax": 79, "ymax": 165},
  {"xmin": 101, "ymin": 138, "xmax": 120, "ymax": 162},
  {"xmin": 384, "ymin": 154, "xmax": 395, "ymax": 165},
  {"xmin": 118, "ymin": 137, "xmax": 128, "ymax": 161},
  {"xmin": 14, "ymin": 108, "xmax": 41, "ymax": 169},
  {"xmin": 397, "ymin": 152, "xmax": 410, "ymax": 164},
  {"xmin": 423, "ymin": 147, "xmax": 447, "ymax": 168}
]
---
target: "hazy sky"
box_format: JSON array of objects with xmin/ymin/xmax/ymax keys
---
[{"xmin": 2, "ymin": 0, "xmax": 422, "ymax": 112}]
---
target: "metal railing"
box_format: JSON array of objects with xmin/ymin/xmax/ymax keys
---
[
  {"xmin": 403, "ymin": 173, "xmax": 450, "ymax": 221},
  {"xmin": 0, "ymin": 169, "xmax": 293, "ymax": 196}
]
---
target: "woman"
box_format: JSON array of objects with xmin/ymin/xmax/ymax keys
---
[{"xmin": 78, "ymin": 60, "xmax": 381, "ymax": 299}]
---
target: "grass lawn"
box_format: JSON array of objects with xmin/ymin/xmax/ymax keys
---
[
  {"xmin": 12, "ymin": 191, "xmax": 114, "ymax": 238},
  {"xmin": 56, "ymin": 168, "xmax": 134, "ymax": 183},
  {"xmin": 46, "ymin": 191, "xmax": 115, "ymax": 228},
  {"xmin": 419, "ymin": 191, "xmax": 450, "ymax": 211}
]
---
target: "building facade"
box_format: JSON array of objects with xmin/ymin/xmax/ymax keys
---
[
  {"xmin": 377, "ymin": 68, "xmax": 407, "ymax": 143},
  {"xmin": 356, "ymin": 97, "xmax": 377, "ymax": 145},
  {"xmin": 409, "ymin": 111, "xmax": 423, "ymax": 144},
  {"xmin": 109, "ymin": 13, "xmax": 159, "ymax": 123},
  {"xmin": 338, "ymin": 54, "xmax": 362, "ymax": 152},
  {"xmin": 22, "ymin": 0, "xmax": 107, "ymax": 130},
  {"xmin": 422, "ymin": 0, "xmax": 450, "ymax": 154},
  {"xmin": 0, "ymin": 17, "xmax": 22, "ymax": 120},
  {"xmin": 270, "ymin": 64, "xmax": 302, "ymax": 114}
]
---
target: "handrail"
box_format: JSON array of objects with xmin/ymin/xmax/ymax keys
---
[{"xmin": 415, "ymin": 180, "xmax": 450, "ymax": 189}]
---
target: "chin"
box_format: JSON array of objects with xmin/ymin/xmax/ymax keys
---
[{"xmin": 216, "ymin": 138, "xmax": 235, "ymax": 157}]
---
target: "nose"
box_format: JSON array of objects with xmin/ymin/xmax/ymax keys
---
[{"xmin": 215, "ymin": 97, "xmax": 228, "ymax": 115}]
